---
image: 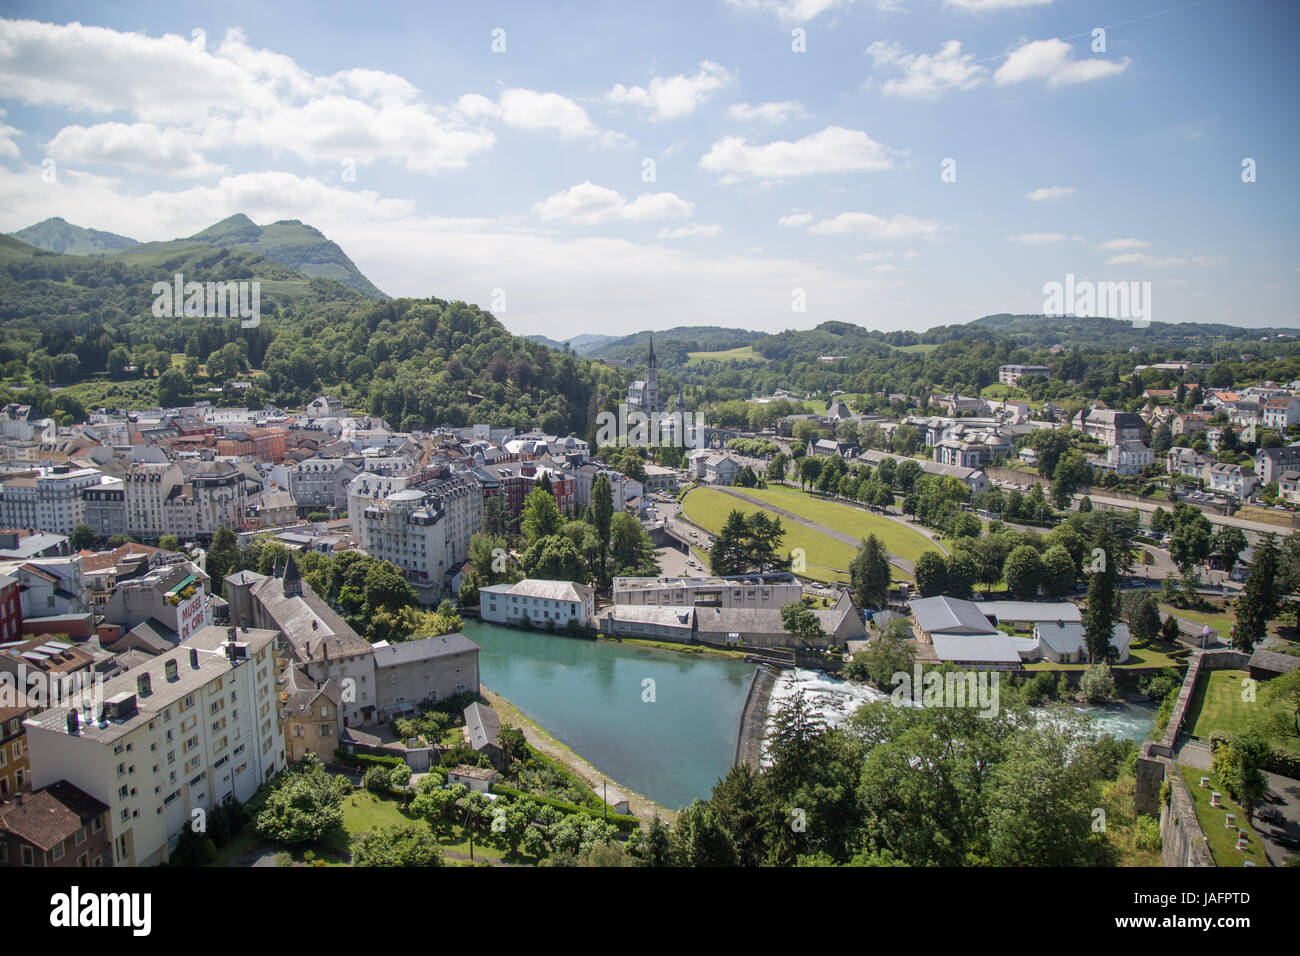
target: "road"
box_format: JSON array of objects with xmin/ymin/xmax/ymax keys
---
[{"xmin": 1077, "ymin": 491, "xmax": 1295, "ymax": 544}]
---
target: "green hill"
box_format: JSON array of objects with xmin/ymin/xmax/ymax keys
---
[{"xmin": 10, "ymin": 217, "xmax": 138, "ymax": 255}]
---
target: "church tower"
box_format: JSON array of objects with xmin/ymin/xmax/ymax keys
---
[{"xmin": 626, "ymin": 334, "xmax": 661, "ymax": 415}]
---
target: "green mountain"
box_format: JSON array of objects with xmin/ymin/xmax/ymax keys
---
[
  {"xmin": 962, "ymin": 313, "xmax": 1300, "ymax": 350},
  {"xmin": 588, "ymin": 326, "xmax": 766, "ymax": 364},
  {"xmin": 10, "ymin": 217, "xmax": 138, "ymax": 255},
  {"xmin": 9, "ymin": 213, "xmax": 387, "ymax": 300},
  {"xmin": 182, "ymin": 214, "xmax": 387, "ymax": 300}
]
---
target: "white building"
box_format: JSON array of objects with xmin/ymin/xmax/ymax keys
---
[
  {"xmin": 23, "ymin": 625, "xmax": 286, "ymax": 866},
  {"xmin": 355, "ymin": 475, "xmax": 482, "ymax": 604},
  {"xmin": 1207, "ymin": 462, "xmax": 1259, "ymax": 500},
  {"xmin": 0, "ymin": 465, "xmax": 102, "ymax": 536},
  {"xmin": 480, "ymin": 579, "xmax": 595, "ymax": 629}
]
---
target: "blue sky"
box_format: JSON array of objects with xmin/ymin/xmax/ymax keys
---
[{"xmin": 0, "ymin": 0, "xmax": 1296, "ymax": 338}]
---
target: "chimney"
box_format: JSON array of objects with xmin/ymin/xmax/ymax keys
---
[
  {"xmin": 190, "ymin": 647, "xmax": 200, "ymax": 669},
  {"xmin": 67, "ymin": 709, "xmax": 80, "ymax": 735}
]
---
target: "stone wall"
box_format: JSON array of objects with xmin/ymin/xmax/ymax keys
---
[{"xmin": 1135, "ymin": 647, "xmax": 1250, "ymax": 864}]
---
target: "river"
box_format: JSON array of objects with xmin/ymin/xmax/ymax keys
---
[{"xmin": 461, "ymin": 621, "xmax": 1158, "ymax": 811}]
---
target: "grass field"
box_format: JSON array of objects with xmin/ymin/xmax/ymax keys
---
[
  {"xmin": 1235, "ymin": 504, "xmax": 1295, "ymax": 529},
  {"xmin": 890, "ymin": 343, "xmax": 937, "ymax": 354},
  {"xmin": 1180, "ymin": 766, "xmax": 1270, "ymax": 867},
  {"xmin": 1162, "ymin": 605, "xmax": 1234, "ymax": 643},
  {"xmin": 686, "ymin": 345, "xmax": 766, "ymax": 364},
  {"xmin": 681, "ymin": 485, "xmax": 941, "ymax": 583},
  {"xmin": 738, "ymin": 486, "xmax": 941, "ymax": 565},
  {"xmin": 980, "ymin": 383, "xmax": 1030, "ymax": 401},
  {"xmin": 1184, "ymin": 669, "xmax": 1300, "ymax": 755},
  {"xmin": 682, "ymin": 488, "xmax": 855, "ymax": 583}
]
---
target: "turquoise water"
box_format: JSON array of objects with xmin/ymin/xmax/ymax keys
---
[
  {"xmin": 461, "ymin": 621, "xmax": 1159, "ymax": 810},
  {"xmin": 461, "ymin": 620, "xmax": 756, "ymax": 811}
]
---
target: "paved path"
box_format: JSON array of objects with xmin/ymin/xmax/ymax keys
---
[{"xmin": 712, "ymin": 485, "xmax": 945, "ymax": 576}]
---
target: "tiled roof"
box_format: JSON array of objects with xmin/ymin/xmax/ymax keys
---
[{"xmin": 0, "ymin": 781, "xmax": 108, "ymax": 851}]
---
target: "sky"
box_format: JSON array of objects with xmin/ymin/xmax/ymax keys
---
[{"xmin": 0, "ymin": 0, "xmax": 1297, "ymax": 339}]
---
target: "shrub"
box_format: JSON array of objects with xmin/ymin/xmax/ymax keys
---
[
  {"xmin": 363, "ymin": 765, "xmax": 391, "ymax": 793},
  {"xmin": 1134, "ymin": 815, "xmax": 1162, "ymax": 852}
]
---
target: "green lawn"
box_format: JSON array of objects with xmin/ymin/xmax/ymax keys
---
[
  {"xmin": 1162, "ymin": 605, "xmax": 1234, "ymax": 643},
  {"xmin": 685, "ymin": 345, "xmax": 766, "ymax": 364},
  {"xmin": 1179, "ymin": 766, "xmax": 1269, "ymax": 867},
  {"xmin": 682, "ymin": 488, "xmax": 855, "ymax": 583},
  {"xmin": 1184, "ymin": 669, "xmax": 1300, "ymax": 755},
  {"xmin": 1023, "ymin": 642, "xmax": 1189, "ymax": 671},
  {"xmin": 736, "ymin": 486, "xmax": 941, "ymax": 565}
]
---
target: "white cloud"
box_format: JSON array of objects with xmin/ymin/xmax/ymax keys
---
[
  {"xmin": 727, "ymin": 101, "xmax": 808, "ymax": 123},
  {"xmin": 867, "ymin": 40, "xmax": 986, "ymax": 98},
  {"xmin": 1106, "ymin": 252, "xmax": 1188, "ymax": 267},
  {"xmin": 946, "ymin": 0, "xmax": 1052, "ymax": 10},
  {"xmin": 1025, "ymin": 185, "xmax": 1074, "ymax": 201},
  {"xmin": 808, "ymin": 212, "xmax": 942, "ymax": 239},
  {"xmin": 779, "ymin": 211, "xmax": 815, "ymax": 227},
  {"xmin": 1008, "ymin": 232, "xmax": 1068, "ymax": 243},
  {"xmin": 1098, "ymin": 238, "xmax": 1152, "ymax": 251},
  {"xmin": 462, "ymin": 89, "xmax": 629, "ymax": 146},
  {"xmin": 607, "ymin": 62, "xmax": 735, "ymax": 120},
  {"xmin": 869, "ymin": 263, "xmax": 897, "ymax": 273},
  {"xmin": 533, "ymin": 182, "xmax": 693, "ymax": 225},
  {"xmin": 0, "ymin": 20, "xmax": 498, "ymax": 176},
  {"xmin": 995, "ymin": 39, "xmax": 1130, "ymax": 88},
  {"xmin": 46, "ymin": 122, "xmax": 224, "ymax": 177},
  {"xmin": 657, "ymin": 224, "xmax": 723, "ymax": 239},
  {"xmin": 724, "ymin": 0, "xmax": 900, "ymax": 23},
  {"xmin": 0, "ymin": 109, "xmax": 20, "ymax": 159},
  {"xmin": 701, "ymin": 126, "xmax": 896, "ymax": 182}
]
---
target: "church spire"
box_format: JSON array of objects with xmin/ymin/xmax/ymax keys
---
[
  {"xmin": 646, "ymin": 334, "xmax": 656, "ymax": 368},
  {"xmin": 283, "ymin": 551, "xmax": 302, "ymax": 597}
]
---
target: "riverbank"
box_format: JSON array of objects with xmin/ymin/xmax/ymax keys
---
[
  {"xmin": 596, "ymin": 634, "xmax": 749, "ymax": 660},
  {"xmin": 480, "ymin": 686, "xmax": 676, "ymax": 825}
]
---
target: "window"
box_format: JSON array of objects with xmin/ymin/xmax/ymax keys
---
[
  {"xmin": 21, "ymin": 845, "xmax": 33, "ymax": 866},
  {"xmin": 52, "ymin": 842, "xmax": 64, "ymax": 862}
]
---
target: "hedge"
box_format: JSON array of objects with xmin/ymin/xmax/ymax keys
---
[
  {"xmin": 492, "ymin": 783, "xmax": 639, "ymax": 832},
  {"xmin": 335, "ymin": 748, "xmax": 407, "ymax": 770},
  {"xmin": 1207, "ymin": 731, "xmax": 1300, "ymax": 779}
]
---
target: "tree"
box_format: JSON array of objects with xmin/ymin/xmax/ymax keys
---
[
  {"xmin": 1051, "ymin": 450, "xmax": 1091, "ymax": 510},
  {"xmin": 351, "ymin": 823, "xmax": 445, "ymax": 867},
  {"xmin": 913, "ymin": 552, "xmax": 947, "ymax": 597},
  {"xmin": 70, "ymin": 524, "xmax": 97, "ymax": 551},
  {"xmin": 845, "ymin": 617, "xmax": 915, "ymax": 688},
  {"xmin": 849, "ymin": 535, "xmax": 891, "ymax": 609},
  {"xmin": 945, "ymin": 550, "xmax": 977, "ymax": 598},
  {"xmin": 498, "ymin": 723, "xmax": 527, "ymax": 768},
  {"xmin": 709, "ymin": 510, "xmax": 750, "ymax": 575},
  {"xmin": 1082, "ymin": 528, "xmax": 1119, "ymax": 662},
  {"xmin": 1160, "ymin": 613, "xmax": 1181, "ymax": 644},
  {"xmin": 780, "ymin": 600, "xmax": 826, "ymax": 648},
  {"xmin": 254, "ymin": 754, "xmax": 350, "ymax": 845},
  {"xmin": 363, "ymin": 561, "xmax": 418, "ymax": 615},
  {"xmin": 1235, "ymin": 533, "xmax": 1281, "ymax": 651},
  {"xmin": 1128, "ymin": 593, "xmax": 1163, "ymax": 647},
  {"xmin": 1041, "ymin": 544, "xmax": 1076, "ymax": 599},
  {"xmin": 521, "ymin": 487, "xmax": 562, "ymax": 544},
  {"xmin": 158, "ymin": 534, "xmax": 180, "ymax": 553},
  {"xmin": 1002, "ymin": 545, "xmax": 1044, "ymax": 600},
  {"xmin": 156, "ymin": 367, "xmax": 189, "ymax": 407},
  {"xmin": 206, "ymin": 526, "xmax": 240, "ymax": 592},
  {"xmin": 1210, "ymin": 525, "xmax": 1248, "ymax": 575},
  {"xmin": 592, "ymin": 473, "xmax": 613, "ymax": 586}
]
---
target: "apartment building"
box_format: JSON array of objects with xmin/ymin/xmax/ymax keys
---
[
  {"xmin": 23, "ymin": 624, "xmax": 285, "ymax": 867},
  {"xmin": 1078, "ymin": 408, "xmax": 1148, "ymax": 447},
  {"xmin": 356, "ymin": 475, "xmax": 482, "ymax": 603},
  {"xmin": 123, "ymin": 462, "xmax": 184, "ymax": 540},
  {"xmin": 290, "ymin": 457, "xmax": 361, "ymax": 511},
  {"xmin": 0, "ymin": 692, "xmax": 38, "ymax": 799},
  {"xmin": 0, "ymin": 573, "xmax": 18, "ymax": 643},
  {"xmin": 998, "ymin": 364, "xmax": 1051, "ymax": 386},
  {"xmin": 0, "ymin": 465, "xmax": 102, "ymax": 536},
  {"xmin": 1255, "ymin": 444, "xmax": 1300, "ymax": 485},
  {"xmin": 82, "ymin": 475, "xmax": 127, "ymax": 539},
  {"xmin": 1208, "ymin": 462, "xmax": 1259, "ymax": 500}
]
